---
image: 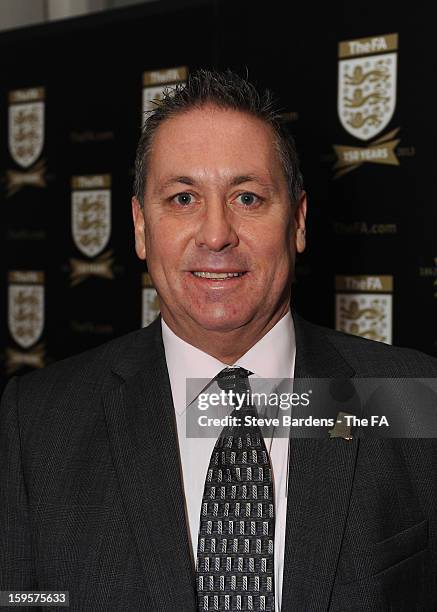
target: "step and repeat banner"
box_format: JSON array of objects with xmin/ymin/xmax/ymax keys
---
[{"xmin": 1, "ymin": 1, "xmax": 435, "ymax": 389}]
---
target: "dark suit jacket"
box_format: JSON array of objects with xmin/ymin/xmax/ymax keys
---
[{"xmin": 1, "ymin": 313, "xmax": 437, "ymax": 611}]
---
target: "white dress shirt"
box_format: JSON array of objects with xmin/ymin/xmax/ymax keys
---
[{"xmin": 162, "ymin": 310, "xmax": 296, "ymax": 612}]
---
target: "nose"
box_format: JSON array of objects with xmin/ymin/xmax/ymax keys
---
[{"xmin": 195, "ymin": 198, "xmax": 239, "ymax": 252}]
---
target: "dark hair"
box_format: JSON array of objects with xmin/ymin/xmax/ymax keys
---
[{"xmin": 133, "ymin": 69, "xmax": 304, "ymax": 207}]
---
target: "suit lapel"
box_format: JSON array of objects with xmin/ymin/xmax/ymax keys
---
[
  {"xmin": 102, "ymin": 318, "xmax": 196, "ymax": 611},
  {"xmin": 281, "ymin": 313, "xmax": 360, "ymax": 611},
  {"xmin": 102, "ymin": 312, "xmax": 360, "ymax": 611}
]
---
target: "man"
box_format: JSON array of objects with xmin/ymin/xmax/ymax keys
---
[{"xmin": 1, "ymin": 70, "xmax": 437, "ymax": 611}]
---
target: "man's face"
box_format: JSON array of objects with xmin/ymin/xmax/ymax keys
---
[{"xmin": 132, "ymin": 104, "xmax": 306, "ymax": 336}]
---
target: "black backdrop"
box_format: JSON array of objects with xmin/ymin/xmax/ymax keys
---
[{"xmin": 1, "ymin": 0, "xmax": 436, "ymax": 390}]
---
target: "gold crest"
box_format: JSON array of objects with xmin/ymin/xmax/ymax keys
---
[
  {"xmin": 71, "ymin": 175, "xmax": 111, "ymax": 258},
  {"xmin": 338, "ymin": 34, "xmax": 397, "ymax": 141},
  {"xmin": 334, "ymin": 34, "xmax": 400, "ymax": 177},
  {"xmin": 8, "ymin": 87, "xmax": 45, "ymax": 168},
  {"xmin": 335, "ymin": 275, "xmax": 393, "ymax": 344},
  {"xmin": 8, "ymin": 271, "xmax": 44, "ymax": 349},
  {"xmin": 142, "ymin": 66, "xmax": 188, "ymax": 116}
]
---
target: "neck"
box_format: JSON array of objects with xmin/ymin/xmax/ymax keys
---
[{"xmin": 161, "ymin": 303, "xmax": 290, "ymax": 364}]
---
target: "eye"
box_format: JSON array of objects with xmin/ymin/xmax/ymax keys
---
[
  {"xmin": 235, "ymin": 192, "xmax": 262, "ymax": 206},
  {"xmin": 172, "ymin": 192, "xmax": 194, "ymax": 206}
]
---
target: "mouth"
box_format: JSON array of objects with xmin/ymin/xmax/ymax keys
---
[{"xmin": 190, "ymin": 271, "xmax": 247, "ymax": 280}]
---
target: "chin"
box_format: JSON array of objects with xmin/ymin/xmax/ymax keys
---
[{"xmin": 189, "ymin": 306, "xmax": 250, "ymax": 333}]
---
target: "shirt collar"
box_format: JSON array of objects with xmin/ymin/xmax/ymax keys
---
[
  {"xmin": 233, "ymin": 310, "xmax": 295, "ymax": 380},
  {"xmin": 162, "ymin": 309, "xmax": 295, "ymax": 414}
]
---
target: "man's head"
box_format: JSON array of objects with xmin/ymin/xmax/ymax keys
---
[
  {"xmin": 132, "ymin": 69, "xmax": 307, "ymax": 358},
  {"xmin": 134, "ymin": 69, "xmax": 304, "ymax": 209}
]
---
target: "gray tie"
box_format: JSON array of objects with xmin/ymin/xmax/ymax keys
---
[{"xmin": 195, "ymin": 367, "xmax": 275, "ymax": 611}]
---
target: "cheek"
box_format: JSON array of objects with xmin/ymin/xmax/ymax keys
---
[
  {"xmin": 145, "ymin": 217, "xmax": 190, "ymax": 271},
  {"xmin": 251, "ymin": 233, "xmax": 294, "ymax": 296},
  {"xmin": 248, "ymin": 223, "xmax": 293, "ymax": 269},
  {"xmin": 145, "ymin": 216, "xmax": 174, "ymax": 252}
]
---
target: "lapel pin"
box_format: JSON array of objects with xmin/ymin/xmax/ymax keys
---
[{"xmin": 329, "ymin": 411, "xmax": 354, "ymax": 440}]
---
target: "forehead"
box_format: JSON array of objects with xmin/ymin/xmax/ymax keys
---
[{"xmin": 147, "ymin": 105, "xmax": 283, "ymax": 184}]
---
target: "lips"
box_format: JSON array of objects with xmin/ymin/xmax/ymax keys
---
[{"xmin": 191, "ymin": 271, "xmax": 246, "ymax": 279}]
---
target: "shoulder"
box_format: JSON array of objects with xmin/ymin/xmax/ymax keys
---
[
  {"xmin": 8, "ymin": 318, "xmax": 160, "ymax": 404},
  {"xmin": 297, "ymin": 315, "xmax": 437, "ymax": 377},
  {"xmin": 1, "ymin": 319, "xmax": 162, "ymax": 442}
]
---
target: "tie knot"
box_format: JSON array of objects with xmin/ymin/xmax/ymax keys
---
[{"xmin": 215, "ymin": 367, "xmax": 252, "ymax": 393}]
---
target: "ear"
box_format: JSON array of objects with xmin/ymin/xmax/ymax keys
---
[
  {"xmin": 294, "ymin": 191, "xmax": 307, "ymax": 254},
  {"xmin": 132, "ymin": 196, "xmax": 147, "ymax": 260}
]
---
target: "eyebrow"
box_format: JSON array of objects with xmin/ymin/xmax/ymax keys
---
[{"xmin": 160, "ymin": 174, "xmax": 274, "ymax": 190}]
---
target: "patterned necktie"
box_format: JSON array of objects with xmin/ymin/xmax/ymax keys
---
[{"xmin": 195, "ymin": 367, "xmax": 275, "ymax": 612}]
